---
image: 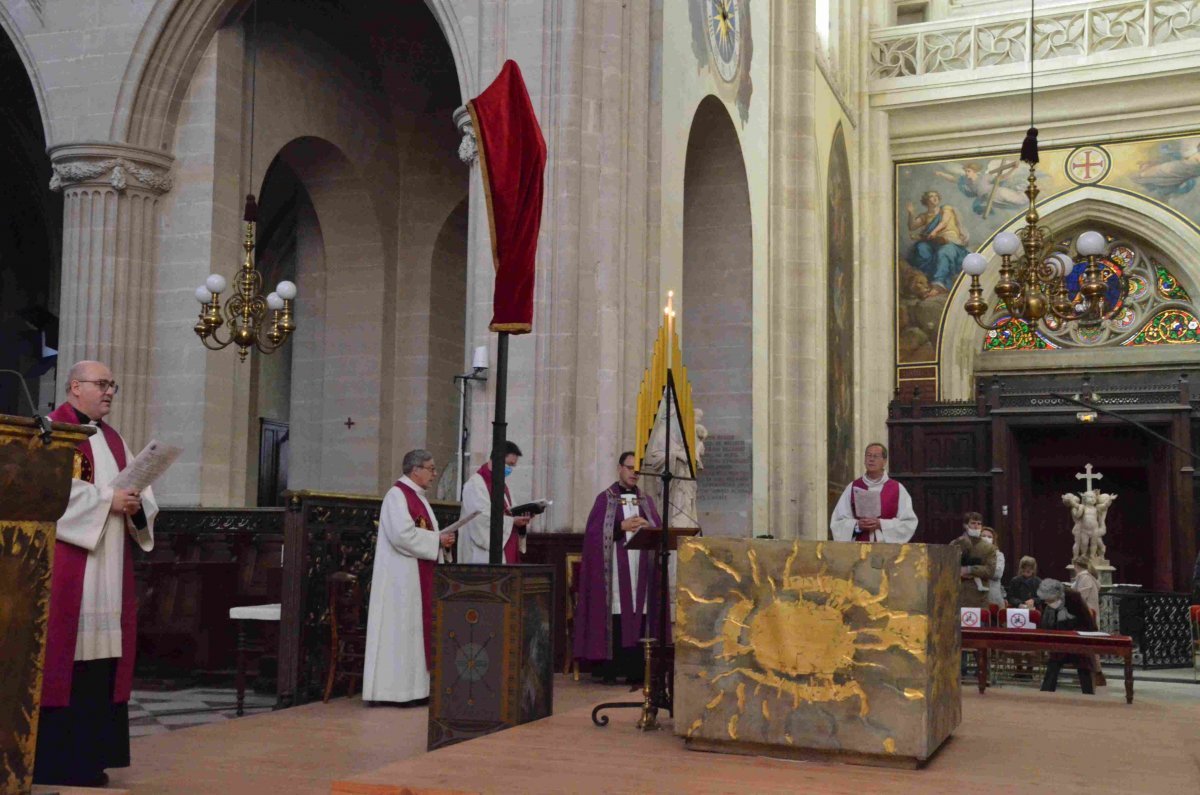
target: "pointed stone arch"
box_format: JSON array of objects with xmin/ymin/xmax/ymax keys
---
[
  {"xmin": 114, "ymin": 0, "xmax": 473, "ymax": 152},
  {"xmin": 682, "ymin": 95, "xmax": 753, "ymax": 536}
]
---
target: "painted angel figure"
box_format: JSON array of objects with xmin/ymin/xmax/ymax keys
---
[
  {"xmin": 1132, "ymin": 139, "xmax": 1200, "ymax": 201},
  {"xmin": 934, "ymin": 159, "xmax": 1025, "ymax": 218}
]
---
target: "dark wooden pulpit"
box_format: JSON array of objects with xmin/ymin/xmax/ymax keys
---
[{"xmin": 0, "ymin": 414, "xmax": 93, "ymax": 794}]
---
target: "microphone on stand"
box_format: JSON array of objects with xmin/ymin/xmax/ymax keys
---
[{"xmin": 0, "ymin": 368, "xmax": 53, "ymax": 445}]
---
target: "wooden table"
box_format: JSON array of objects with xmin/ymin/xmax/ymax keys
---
[{"xmin": 961, "ymin": 627, "xmax": 1134, "ymax": 703}]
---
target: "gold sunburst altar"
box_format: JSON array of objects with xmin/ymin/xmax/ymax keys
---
[{"xmin": 674, "ymin": 537, "xmax": 960, "ymax": 767}]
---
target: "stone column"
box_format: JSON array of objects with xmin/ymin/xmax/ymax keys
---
[
  {"xmin": 454, "ymin": 105, "xmax": 496, "ymax": 496},
  {"xmin": 768, "ymin": 2, "xmax": 820, "ymax": 538},
  {"xmin": 50, "ymin": 142, "xmax": 173, "ymax": 448}
]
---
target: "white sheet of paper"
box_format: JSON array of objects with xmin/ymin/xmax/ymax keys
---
[
  {"xmin": 1076, "ymin": 631, "xmax": 1111, "ymax": 637},
  {"xmin": 852, "ymin": 487, "xmax": 881, "ymax": 518},
  {"xmin": 109, "ymin": 439, "xmax": 183, "ymax": 491},
  {"xmin": 1005, "ymin": 608, "xmax": 1031, "ymax": 629},
  {"xmin": 440, "ymin": 510, "xmax": 480, "ymax": 535},
  {"xmin": 960, "ymin": 607, "xmax": 982, "ymax": 628}
]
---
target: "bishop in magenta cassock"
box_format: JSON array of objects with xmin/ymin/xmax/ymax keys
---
[
  {"xmin": 35, "ymin": 361, "xmax": 157, "ymax": 788},
  {"xmin": 573, "ymin": 451, "xmax": 663, "ymax": 684},
  {"xmin": 829, "ymin": 442, "xmax": 918, "ymax": 544},
  {"xmin": 363, "ymin": 450, "xmax": 457, "ymax": 704},
  {"xmin": 457, "ymin": 441, "xmax": 531, "ymax": 564}
]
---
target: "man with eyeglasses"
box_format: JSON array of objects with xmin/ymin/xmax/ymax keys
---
[
  {"xmin": 35, "ymin": 361, "xmax": 157, "ymax": 788},
  {"xmin": 457, "ymin": 440, "xmax": 532, "ymax": 564},
  {"xmin": 573, "ymin": 451, "xmax": 664, "ymax": 686},
  {"xmin": 829, "ymin": 442, "xmax": 918, "ymax": 544},
  {"xmin": 363, "ymin": 449, "xmax": 457, "ymax": 706}
]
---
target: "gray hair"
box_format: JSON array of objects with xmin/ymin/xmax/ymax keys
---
[
  {"xmin": 1036, "ymin": 579, "xmax": 1065, "ymax": 602},
  {"xmin": 401, "ymin": 449, "xmax": 433, "ymax": 475}
]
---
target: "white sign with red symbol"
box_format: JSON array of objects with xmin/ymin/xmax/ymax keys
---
[
  {"xmin": 1006, "ymin": 608, "xmax": 1032, "ymax": 629},
  {"xmin": 960, "ymin": 607, "xmax": 982, "ymax": 628},
  {"xmin": 1066, "ymin": 145, "xmax": 1111, "ymax": 185}
]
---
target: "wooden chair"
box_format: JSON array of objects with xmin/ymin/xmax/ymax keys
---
[
  {"xmin": 562, "ymin": 554, "xmax": 582, "ymax": 681},
  {"xmin": 323, "ymin": 571, "xmax": 367, "ymax": 702}
]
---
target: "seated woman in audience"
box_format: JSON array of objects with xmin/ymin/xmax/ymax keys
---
[
  {"xmin": 980, "ymin": 526, "xmax": 1005, "ymax": 606},
  {"xmin": 1006, "ymin": 555, "xmax": 1041, "ymax": 608},
  {"xmin": 1035, "ymin": 578, "xmax": 1098, "ymax": 694}
]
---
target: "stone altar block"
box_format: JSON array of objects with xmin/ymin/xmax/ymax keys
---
[{"xmin": 675, "ymin": 538, "xmax": 960, "ymax": 768}]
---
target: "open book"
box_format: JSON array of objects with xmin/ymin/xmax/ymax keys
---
[{"xmin": 510, "ymin": 499, "xmax": 552, "ymax": 517}]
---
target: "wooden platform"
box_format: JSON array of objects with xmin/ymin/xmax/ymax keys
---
[
  {"xmin": 104, "ymin": 676, "xmax": 1200, "ymax": 794},
  {"xmin": 336, "ymin": 687, "xmax": 1200, "ymax": 795}
]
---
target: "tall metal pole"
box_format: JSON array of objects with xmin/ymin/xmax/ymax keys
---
[{"xmin": 488, "ymin": 332, "xmax": 510, "ymax": 564}]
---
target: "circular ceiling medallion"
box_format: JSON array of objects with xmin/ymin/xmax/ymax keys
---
[{"xmin": 705, "ymin": 0, "xmax": 742, "ymax": 83}]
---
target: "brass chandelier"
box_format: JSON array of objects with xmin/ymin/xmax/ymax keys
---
[
  {"xmin": 193, "ymin": 197, "xmax": 297, "ymax": 362},
  {"xmin": 961, "ymin": 1, "xmax": 1122, "ymax": 332},
  {"xmin": 192, "ymin": 0, "xmax": 296, "ymax": 362}
]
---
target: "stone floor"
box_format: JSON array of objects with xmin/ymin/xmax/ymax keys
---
[{"xmin": 128, "ymin": 688, "xmax": 276, "ymax": 737}]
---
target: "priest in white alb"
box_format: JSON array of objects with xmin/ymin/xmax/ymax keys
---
[
  {"xmin": 363, "ymin": 449, "xmax": 457, "ymax": 705},
  {"xmin": 36, "ymin": 361, "xmax": 158, "ymax": 788},
  {"xmin": 829, "ymin": 442, "xmax": 918, "ymax": 543}
]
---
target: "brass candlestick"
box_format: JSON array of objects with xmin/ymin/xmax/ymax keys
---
[{"xmin": 635, "ymin": 637, "xmax": 659, "ymax": 731}]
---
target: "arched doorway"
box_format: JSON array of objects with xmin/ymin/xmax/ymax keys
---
[
  {"xmin": 0, "ymin": 27, "xmax": 59, "ymax": 415},
  {"xmin": 682, "ymin": 96, "xmax": 753, "ymax": 537}
]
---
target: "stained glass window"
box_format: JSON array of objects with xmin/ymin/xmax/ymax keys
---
[{"xmin": 981, "ymin": 234, "xmax": 1198, "ymax": 351}]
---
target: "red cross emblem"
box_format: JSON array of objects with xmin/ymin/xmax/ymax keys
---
[{"xmin": 1067, "ymin": 146, "xmax": 1109, "ymax": 184}]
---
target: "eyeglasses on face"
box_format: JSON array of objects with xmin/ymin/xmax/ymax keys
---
[
  {"xmin": 76, "ymin": 379, "xmax": 119, "ymax": 395},
  {"xmin": 416, "ymin": 464, "xmax": 438, "ymax": 473}
]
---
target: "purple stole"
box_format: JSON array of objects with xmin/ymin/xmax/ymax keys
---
[
  {"xmin": 41, "ymin": 403, "xmax": 137, "ymax": 707},
  {"xmin": 395, "ymin": 480, "xmax": 437, "ymax": 670},
  {"xmin": 477, "ymin": 464, "xmax": 518, "ymax": 564},
  {"xmin": 850, "ymin": 477, "xmax": 900, "ymax": 542}
]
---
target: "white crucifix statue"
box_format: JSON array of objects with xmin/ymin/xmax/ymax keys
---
[
  {"xmin": 1062, "ymin": 463, "xmax": 1117, "ymax": 564},
  {"xmin": 1076, "ymin": 463, "xmax": 1103, "ymax": 492}
]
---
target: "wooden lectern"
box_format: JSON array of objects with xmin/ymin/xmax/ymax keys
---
[
  {"xmin": 625, "ymin": 526, "xmax": 701, "ymax": 551},
  {"xmin": 0, "ymin": 414, "xmax": 93, "ymax": 794}
]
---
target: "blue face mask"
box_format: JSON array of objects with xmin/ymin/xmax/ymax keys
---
[{"xmin": 503, "ymin": 465, "xmax": 514, "ymax": 477}]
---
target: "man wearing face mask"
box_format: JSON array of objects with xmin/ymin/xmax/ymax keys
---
[
  {"xmin": 457, "ymin": 441, "xmax": 532, "ymax": 564},
  {"xmin": 949, "ymin": 512, "xmax": 997, "ymax": 609},
  {"xmin": 1036, "ymin": 578, "xmax": 1098, "ymax": 694}
]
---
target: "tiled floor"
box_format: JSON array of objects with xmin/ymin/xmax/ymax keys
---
[{"xmin": 128, "ymin": 688, "xmax": 276, "ymax": 737}]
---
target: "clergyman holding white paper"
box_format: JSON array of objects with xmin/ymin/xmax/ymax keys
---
[{"xmin": 829, "ymin": 442, "xmax": 918, "ymax": 544}]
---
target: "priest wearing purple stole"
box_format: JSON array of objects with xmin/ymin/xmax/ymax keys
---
[
  {"xmin": 574, "ymin": 451, "xmax": 664, "ymax": 685},
  {"xmin": 830, "ymin": 442, "xmax": 918, "ymax": 544},
  {"xmin": 36, "ymin": 361, "xmax": 157, "ymax": 788}
]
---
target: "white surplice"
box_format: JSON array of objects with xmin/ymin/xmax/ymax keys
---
[
  {"xmin": 828, "ymin": 473, "xmax": 917, "ymax": 544},
  {"xmin": 55, "ymin": 424, "xmax": 157, "ymax": 661},
  {"xmin": 611, "ymin": 493, "xmax": 642, "ymax": 613},
  {"xmin": 362, "ymin": 476, "xmax": 442, "ymax": 703},
  {"xmin": 456, "ymin": 470, "xmax": 518, "ymax": 564}
]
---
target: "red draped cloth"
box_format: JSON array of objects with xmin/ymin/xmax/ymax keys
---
[
  {"xmin": 467, "ymin": 60, "xmax": 547, "ymax": 334},
  {"xmin": 395, "ymin": 480, "xmax": 438, "ymax": 670}
]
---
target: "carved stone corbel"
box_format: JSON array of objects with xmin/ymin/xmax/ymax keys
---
[
  {"xmin": 47, "ymin": 143, "xmax": 174, "ymax": 194},
  {"xmin": 452, "ymin": 105, "xmax": 477, "ymax": 166}
]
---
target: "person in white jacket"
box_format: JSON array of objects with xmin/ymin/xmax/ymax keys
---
[{"xmin": 457, "ymin": 441, "xmax": 532, "ymax": 564}]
